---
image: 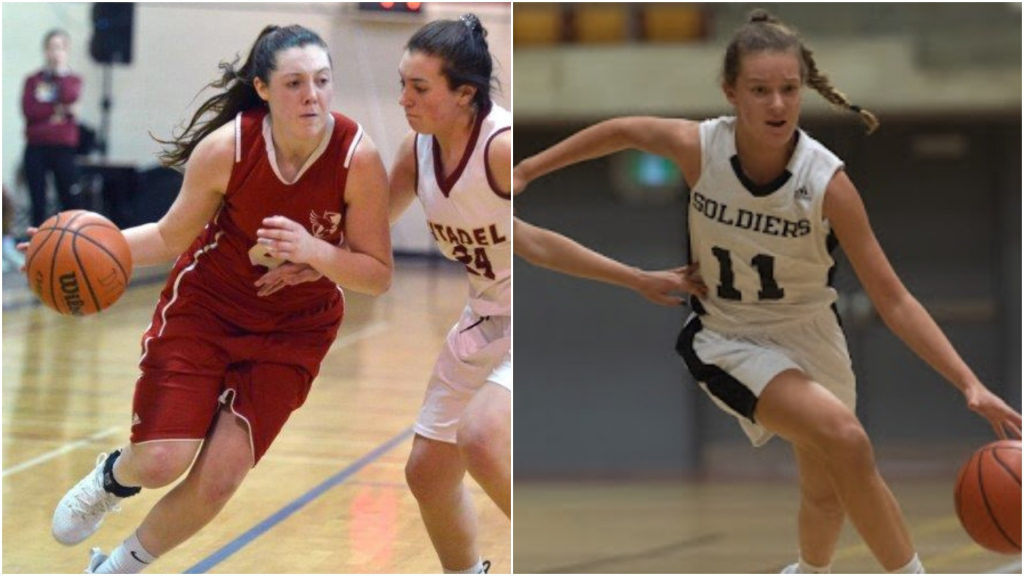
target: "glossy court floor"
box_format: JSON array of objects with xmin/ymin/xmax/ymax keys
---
[
  {"xmin": 2, "ymin": 259, "xmax": 510, "ymax": 573},
  {"xmin": 515, "ymin": 442, "xmax": 1022, "ymax": 574}
]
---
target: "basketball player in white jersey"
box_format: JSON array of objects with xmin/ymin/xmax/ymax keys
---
[
  {"xmin": 388, "ymin": 14, "xmax": 508, "ymax": 574},
  {"xmin": 513, "ymin": 9, "xmax": 1021, "ymax": 575}
]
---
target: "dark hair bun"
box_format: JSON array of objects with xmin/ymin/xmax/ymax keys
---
[
  {"xmin": 749, "ymin": 9, "xmax": 776, "ymax": 24},
  {"xmin": 460, "ymin": 13, "xmax": 486, "ymax": 38}
]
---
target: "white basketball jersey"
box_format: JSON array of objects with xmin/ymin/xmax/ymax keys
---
[
  {"xmin": 416, "ymin": 104, "xmax": 511, "ymax": 317},
  {"xmin": 689, "ymin": 116, "xmax": 844, "ymax": 332}
]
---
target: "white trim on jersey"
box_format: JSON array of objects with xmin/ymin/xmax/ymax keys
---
[
  {"xmin": 260, "ymin": 113, "xmax": 335, "ymax": 186},
  {"xmin": 138, "ymin": 231, "xmax": 224, "ymax": 367},
  {"xmin": 234, "ymin": 111, "xmax": 243, "ymax": 163},
  {"xmin": 344, "ymin": 124, "xmax": 364, "ymax": 169}
]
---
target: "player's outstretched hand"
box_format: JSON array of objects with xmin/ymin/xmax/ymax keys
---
[
  {"xmin": 633, "ymin": 269, "xmax": 689, "ymax": 306},
  {"xmin": 964, "ymin": 383, "xmax": 1023, "ymax": 440},
  {"xmin": 676, "ymin": 262, "xmax": 708, "ymax": 299},
  {"xmin": 254, "ymin": 262, "xmax": 324, "ymax": 297}
]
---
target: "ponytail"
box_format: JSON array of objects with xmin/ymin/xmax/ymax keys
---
[{"xmin": 155, "ymin": 25, "xmax": 330, "ymax": 167}]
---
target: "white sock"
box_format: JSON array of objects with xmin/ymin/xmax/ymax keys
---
[
  {"xmin": 890, "ymin": 553, "xmax": 925, "ymax": 574},
  {"xmin": 95, "ymin": 531, "xmax": 157, "ymax": 574},
  {"xmin": 443, "ymin": 558, "xmax": 484, "ymax": 574},
  {"xmin": 790, "ymin": 553, "xmax": 831, "ymax": 569},
  {"xmin": 799, "ymin": 556, "xmax": 831, "ymax": 574}
]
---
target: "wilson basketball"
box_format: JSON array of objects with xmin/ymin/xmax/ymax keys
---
[
  {"xmin": 954, "ymin": 439, "xmax": 1022, "ymax": 554},
  {"xmin": 24, "ymin": 210, "xmax": 133, "ymax": 316}
]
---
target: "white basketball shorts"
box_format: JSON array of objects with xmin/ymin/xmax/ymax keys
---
[
  {"xmin": 414, "ymin": 306, "xmax": 511, "ymax": 444},
  {"xmin": 676, "ymin": 309, "xmax": 856, "ymax": 446}
]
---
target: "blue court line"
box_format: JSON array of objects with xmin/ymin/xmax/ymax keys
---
[{"xmin": 184, "ymin": 426, "xmax": 414, "ymax": 574}]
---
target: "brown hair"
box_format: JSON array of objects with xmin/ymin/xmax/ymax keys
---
[
  {"xmin": 723, "ymin": 9, "xmax": 879, "ymax": 134},
  {"xmin": 155, "ymin": 25, "xmax": 330, "ymax": 167},
  {"xmin": 43, "ymin": 29, "xmax": 70, "ymax": 47},
  {"xmin": 406, "ymin": 13, "xmax": 497, "ymax": 111}
]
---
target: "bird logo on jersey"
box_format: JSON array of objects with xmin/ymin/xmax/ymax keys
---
[{"xmin": 309, "ymin": 210, "xmax": 341, "ymax": 239}]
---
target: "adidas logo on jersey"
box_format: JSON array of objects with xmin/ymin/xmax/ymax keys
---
[
  {"xmin": 794, "ymin": 186, "xmax": 810, "ymax": 200},
  {"xmin": 132, "ymin": 413, "xmax": 142, "ymax": 427}
]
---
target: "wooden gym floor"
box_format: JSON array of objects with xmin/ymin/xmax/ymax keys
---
[
  {"xmin": 1, "ymin": 259, "xmax": 510, "ymax": 574},
  {"xmin": 515, "ymin": 474, "xmax": 1021, "ymax": 574}
]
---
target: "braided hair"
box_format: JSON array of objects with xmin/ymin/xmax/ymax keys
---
[
  {"xmin": 406, "ymin": 13, "xmax": 497, "ymax": 111},
  {"xmin": 723, "ymin": 9, "xmax": 879, "ymax": 134}
]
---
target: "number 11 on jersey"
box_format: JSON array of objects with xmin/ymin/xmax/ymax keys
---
[{"xmin": 711, "ymin": 246, "xmax": 784, "ymax": 301}]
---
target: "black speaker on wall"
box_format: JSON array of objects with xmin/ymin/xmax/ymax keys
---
[{"xmin": 90, "ymin": 3, "xmax": 134, "ymax": 64}]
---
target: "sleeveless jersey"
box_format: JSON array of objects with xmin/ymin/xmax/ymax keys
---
[
  {"xmin": 163, "ymin": 108, "xmax": 363, "ymax": 329},
  {"xmin": 415, "ymin": 103, "xmax": 511, "ymax": 317},
  {"xmin": 688, "ymin": 116, "xmax": 844, "ymax": 332}
]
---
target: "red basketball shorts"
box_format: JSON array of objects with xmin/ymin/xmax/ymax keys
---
[{"xmin": 131, "ymin": 291, "xmax": 342, "ymax": 465}]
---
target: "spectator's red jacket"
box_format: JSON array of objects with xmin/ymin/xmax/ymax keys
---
[{"xmin": 22, "ymin": 69, "xmax": 82, "ymax": 147}]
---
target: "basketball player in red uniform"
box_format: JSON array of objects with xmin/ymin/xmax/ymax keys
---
[{"xmin": 46, "ymin": 25, "xmax": 392, "ymax": 573}]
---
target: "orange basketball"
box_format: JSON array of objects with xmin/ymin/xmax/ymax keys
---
[
  {"xmin": 954, "ymin": 439, "xmax": 1022, "ymax": 554},
  {"xmin": 24, "ymin": 210, "xmax": 133, "ymax": 316}
]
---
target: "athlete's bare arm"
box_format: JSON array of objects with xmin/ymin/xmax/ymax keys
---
[
  {"xmin": 122, "ymin": 124, "xmax": 233, "ymax": 267},
  {"xmin": 387, "ymin": 131, "xmax": 418, "ymax": 225},
  {"xmin": 514, "ymin": 117, "xmax": 702, "ymax": 194},
  {"xmin": 825, "ymin": 170, "xmax": 1022, "ymax": 438},
  {"xmin": 514, "ymin": 217, "xmax": 702, "ymax": 305}
]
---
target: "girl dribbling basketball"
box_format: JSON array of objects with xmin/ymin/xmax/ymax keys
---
[
  {"xmin": 43, "ymin": 25, "xmax": 392, "ymax": 573},
  {"xmin": 513, "ymin": 10, "xmax": 1022, "ymax": 574}
]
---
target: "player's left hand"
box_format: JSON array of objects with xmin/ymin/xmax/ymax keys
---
[
  {"xmin": 257, "ymin": 216, "xmax": 320, "ymax": 265},
  {"xmin": 964, "ymin": 382, "xmax": 1023, "ymax": 440},
  {"xmin": 254, "ymin": 262, "xmax": 324, "ymax": 297}
]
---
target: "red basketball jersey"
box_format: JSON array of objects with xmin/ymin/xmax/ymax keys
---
[{"xmin": 159, "ymin": 108, "xmax": 363, "ymax": 329}]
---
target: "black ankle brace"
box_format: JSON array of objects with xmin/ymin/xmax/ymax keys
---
[{"xmin": 102, "ymin": 450, "xmax": 142, "ymax": 498}]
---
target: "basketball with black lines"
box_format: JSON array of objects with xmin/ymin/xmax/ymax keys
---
[
  {"xmin": 954, "ymin": 439, "xmax": 1021, "ymax": 554},
  {"xmin": 25, "ymin": 210, "xmax": 133, "ymax": 316}
]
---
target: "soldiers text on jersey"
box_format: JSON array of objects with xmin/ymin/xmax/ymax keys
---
[{"xmin": 688, "ymin": 116, "xmax": 845, "ymax": 332}]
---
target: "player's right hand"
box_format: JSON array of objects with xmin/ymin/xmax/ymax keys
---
[
  {"xmin": 15, "ymin": 227, "xmax": 38, "ymax": 253},
  {"xmin": 15, "ymin": 227, "xmax": 38, "ymax": 273}
]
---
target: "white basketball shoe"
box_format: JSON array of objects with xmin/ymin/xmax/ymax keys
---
[{"xmin": 52, "ymin": 453, "xmax": 124, "ymax": 545}]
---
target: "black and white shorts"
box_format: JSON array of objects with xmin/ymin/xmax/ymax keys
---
[{"xmin": 677, "ymin": 310, "xmax": 856, "ymax": 446}]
